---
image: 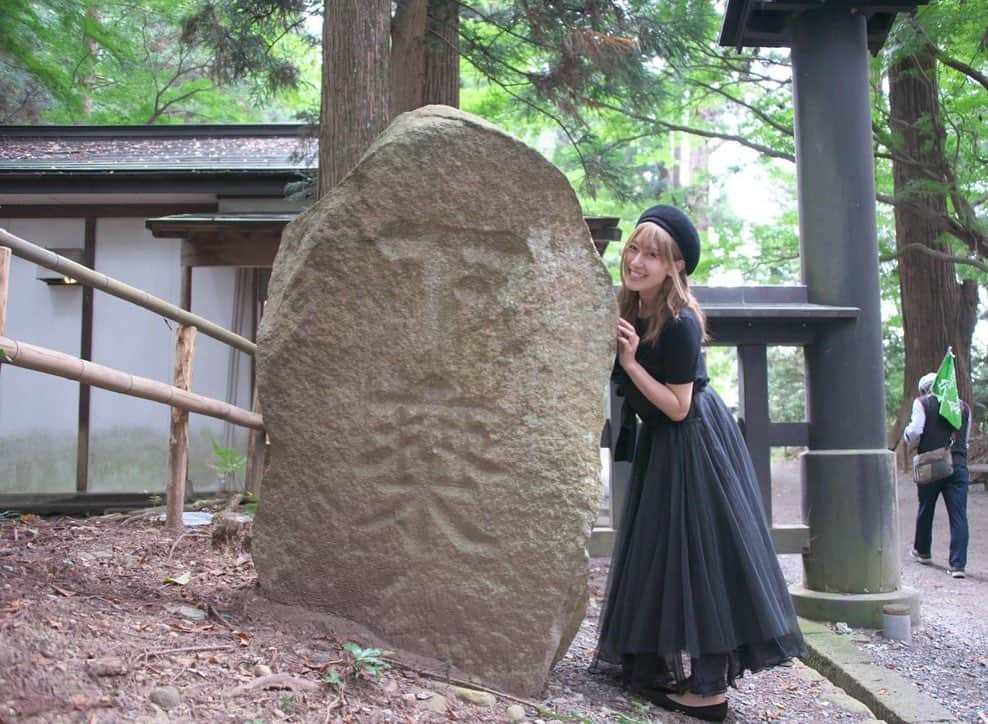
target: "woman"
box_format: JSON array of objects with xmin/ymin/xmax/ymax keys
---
[{"xmin": 593, "ymin": 205, "xmax": 806, "ymax": 722}]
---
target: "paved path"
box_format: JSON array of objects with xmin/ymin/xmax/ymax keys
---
[{"xmin": 771, "ymin": 457, "xmax": 987, "ymax": 721}]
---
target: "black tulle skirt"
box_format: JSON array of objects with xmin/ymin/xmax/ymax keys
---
[{"xmin": 593, "ymin": 385, "xmax": 806, "ymax": 693}]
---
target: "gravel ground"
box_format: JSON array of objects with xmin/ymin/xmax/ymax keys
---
[
  {"xmin": 548, "ymin": 559, "xmax": 877, "ymax": 723},
  {"xmin": 773, "ymin": 459, "xmax": 988, "ymax": 724}
]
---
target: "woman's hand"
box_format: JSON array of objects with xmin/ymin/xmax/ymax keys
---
[{"xmin": 616, "ymin": 318, "xmax": 639, "ymax": 369}]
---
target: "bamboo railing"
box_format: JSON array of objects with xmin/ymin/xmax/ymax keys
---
[{"xmin": 0, "ymin": 228, "xmax": 264, "ymax": 530}]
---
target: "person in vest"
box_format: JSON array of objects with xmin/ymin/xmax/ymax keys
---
[{"xmin": 903, "ymin": 372, "xmax": 971, "ymax": 578}]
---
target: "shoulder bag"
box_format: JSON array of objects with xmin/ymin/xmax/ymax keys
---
[{"xmin": 913, "ymin": 446, "xmax": 954, "ymax": 484}]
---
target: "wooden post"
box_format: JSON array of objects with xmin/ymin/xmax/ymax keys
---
[
  {"xmin": 245, "ymin": 389, "xmax": 266, "ymax": 500},
  {"xmin": 0, "ymin": 247, "xmax": 10, "ymax": 338},
  {"xmin": 166, "ymin": 325, "xmax": 196, "ymax": 531},
  {"xmin": 738, "ymin": 344, "xmax": 772, "ymax": 524}
]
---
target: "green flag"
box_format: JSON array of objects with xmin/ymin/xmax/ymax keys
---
[{"xmin": 932, "ymin": 348, "xmax": 962, "ymax": 429}]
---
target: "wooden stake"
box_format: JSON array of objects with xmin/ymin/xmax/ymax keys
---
[
  {"xmin": 166, "ymin": 325, "xmax": 196, "ymax": 531},
  {"xmin": 0, "ymin": 247, "xmax": 9, "ymax": 332},
  {"xmin": 0, "ymin": 248, "xmax": 9, "ymax": 380},
  {"xmin": 245, "ymin": 388, "xmax": 266, "ymax": 500}
]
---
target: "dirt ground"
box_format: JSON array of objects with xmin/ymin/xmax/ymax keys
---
[{"xmin": 0, "ymin": 505, "xmax": 878, "ymax": 724}]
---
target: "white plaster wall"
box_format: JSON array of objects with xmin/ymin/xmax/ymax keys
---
[
  {"xmin": 88, "ymin": 218, "xmax": 180, "ymax": 492},
  {"xmin": 0, "ymin": 218, "xmax": 84, "ymax": 493},
  {"xmin": 1, "ymin": 212, "xmax": 255, "ymax": 495},
  {"xmin": 187, "ymin": 266, "xmax": 253, "ymax": 494},
  {"xmin": 87, "ymin": 225, "xmax": 252, "ymax": 493}
]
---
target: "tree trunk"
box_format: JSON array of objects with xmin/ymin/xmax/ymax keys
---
[
  {"xmin": 318, "ymin": 0, "xmax": 392, "ymax": 197},
  {"xmin": 888, "ymin": 50, "xmax": 977, "ymax": 445},
  {"xmin": 391, "ymin": 0, "xmax": 459, "ymax": 113},
  {"xmin": 81, "ymin": 5, "xmax": 100, "ymax": 118},
  {"xmin": 424, "ymin": 0, "xmax": 459, "ymax": 107},
  {"xmin": 391, "ymin": 0, "xmax": 428, "ymax": 115}
]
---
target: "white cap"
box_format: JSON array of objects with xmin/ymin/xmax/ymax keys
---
[{"xmin": 918, "ymin": 372, "xmax": 936, "ymax": 393}]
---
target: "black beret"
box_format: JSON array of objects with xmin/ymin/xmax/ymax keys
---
[{"xmin": 636, "ymin": 205, "xmax": 701, "ymax": 275}]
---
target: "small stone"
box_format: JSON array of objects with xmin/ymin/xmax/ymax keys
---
[
  {"xmin": 452, "ymin": 685, "xmax": 496, "ymax": 706},
  {"xmin": 834, "ymin": 622, "xmax": 852, "ymax": 635},
  {"xmin": 507, "ymin": 703, "xmax": 527, "ymax": 721},
  {"xmin": 149, "ymin": 686, "xmax": 181, "ymax": 710},
  {"xmin": 165, "ymin": 604, "xmax": 208, "ymax": 621},
  {"xmin": 253, "ymin": 664, "xmax": 273, "ymax": 677},
  {"xmin": 86, "ymin": 657, "xmax": 128, "ymax": 677},
  {"xmin": 308, "ymin": 650, "xmax": 335, "ymax": 666},
  {"xmin": 421, "ymin": 693, "xmax": 448, "ymax": 714}
]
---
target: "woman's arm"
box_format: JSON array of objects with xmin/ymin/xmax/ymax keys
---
[
  {"xmin": 622, "ymin": 361, "xmax": 694, "ymax": 421},
  {"xmin": 616, "ymin": 318, "xmax": 694, "ymax": 421}
]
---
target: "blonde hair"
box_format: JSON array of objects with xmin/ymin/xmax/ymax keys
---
[{"xmin": 618, "ymin": 222, "xmax": 707, "ymax": 344}]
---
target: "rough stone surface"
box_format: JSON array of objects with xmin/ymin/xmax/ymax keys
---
[
  {"xmin": 253, "ymin": 105, "xmax": 615, "ymax": 697},
  {"xmin": 148, "ymin": 686, "xmax": 180, "ymax": 710},
  {"xmin": 451, "ymin": 685, "xmax": 496, "ymax": 706}
]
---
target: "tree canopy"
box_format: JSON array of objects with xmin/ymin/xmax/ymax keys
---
[{"xmin": 2, "ymin": 0, "xmax": 985, "ymax": 425}]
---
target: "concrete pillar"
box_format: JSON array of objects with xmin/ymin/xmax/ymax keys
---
[{"xmin": 788, "ymin": 6, "xmax": 918, "ymax": 627}]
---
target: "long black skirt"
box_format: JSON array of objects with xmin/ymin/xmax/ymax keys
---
[{"xmin": 593, "ymin": 385, "xmax": 806, "ymax": 691}]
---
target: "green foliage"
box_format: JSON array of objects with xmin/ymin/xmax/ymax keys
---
[
  {"xmin": 208, "ymin": 440, "xmax": 246, "ymax": 493},
  {"xmin": 276, "ymin": 694, "xmax": 296, "ymax": 711},
  {"xmin": 767, "ymin": 347, "xmax": 805, "ymax": 423},
  {"xmin": 208, "ymin": 440, "xmax": 247, "ymax": 475},
  {"xmin": 0, "ymin": 0, "xmax": 320, "ymax": 123},
  {"xmin": 4, "ymin": 0, "xmax": 985, "ymax": 426},
  {"xmin": 321, "ymin": 668, "xmax": 344, "ymax": 689},
  {"xmin": 323, "ymin": 642, "xmax": 391, "ymax": 689},
  {"xmin": 342, "ymin": 642, "xmax": 389, "ymax": 681}
]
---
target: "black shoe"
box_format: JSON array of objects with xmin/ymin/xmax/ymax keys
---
[
  {"xmin": 642, "ymin": 689, "xmax": 728, "ymax": 722},
  {"xmin": 628, "ymin": 677, "xmax": 683, "ymax": 697}
]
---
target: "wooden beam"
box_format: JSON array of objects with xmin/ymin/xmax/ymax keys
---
[
  {"xmin": 0, "ymin": 203, "xmax": 218, "ymax": 219},
  {"xmin": 166, "ymin": 326, "xmax": 196, "ymax": 531},
  {"xmin": 0, "ymin": 227, "xmax": 256, "ymax": 355},
  {"xmin": 769, "ymin": 421, "xmax": 809, "ymax": 448},
  {"xmin": 181, "ymin": 234, "xmax": 280, "ymax": 268},
  {"xmin": 0, "ymin": 335, "xmax": 263, "ymax": 429}
]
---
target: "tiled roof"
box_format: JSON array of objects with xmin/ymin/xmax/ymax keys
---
[{"xmin": 0, "ymin": 125, "xmax": 315, "ymax": 172}]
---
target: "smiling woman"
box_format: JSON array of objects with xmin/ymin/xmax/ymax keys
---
[{"xmin": 592, "ymin": 204, "xmax": 806, "ymax": 722}]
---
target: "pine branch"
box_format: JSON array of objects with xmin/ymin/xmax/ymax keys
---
[
  {"xmin": 934, "ymin": 48, "xmax": 988, "ymax": 91},
  {"xmin": 688, "ymin": 78, "xmax": 793, "ymax": 136},
  {"xmin": 584, "ymin": 97, "xmax": 795, "ymax": 162},
  {"xmin": 881, "ymin": 243, "xmax": 988, "ymax": 273}
]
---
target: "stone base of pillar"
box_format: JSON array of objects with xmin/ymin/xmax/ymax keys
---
[
  {"xmin": 590, "ymin": 527, "xmax": 615, "ymax": 558},
  {"xmin": 801, "ymin": 449, "xmax": 901, "ymax": 592},
  {"xmin": 790, "ymin": 584, "xmax": 920, "ymax": 629}
]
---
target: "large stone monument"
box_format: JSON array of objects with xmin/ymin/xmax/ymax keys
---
[{"xmin": 252, "ymin": 105, "xmax": 616, "ymax": 696}]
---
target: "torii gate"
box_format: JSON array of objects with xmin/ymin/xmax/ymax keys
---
[{"xmin": 720, "ymin": 0, "xmax": 927, "ymax": 625}]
